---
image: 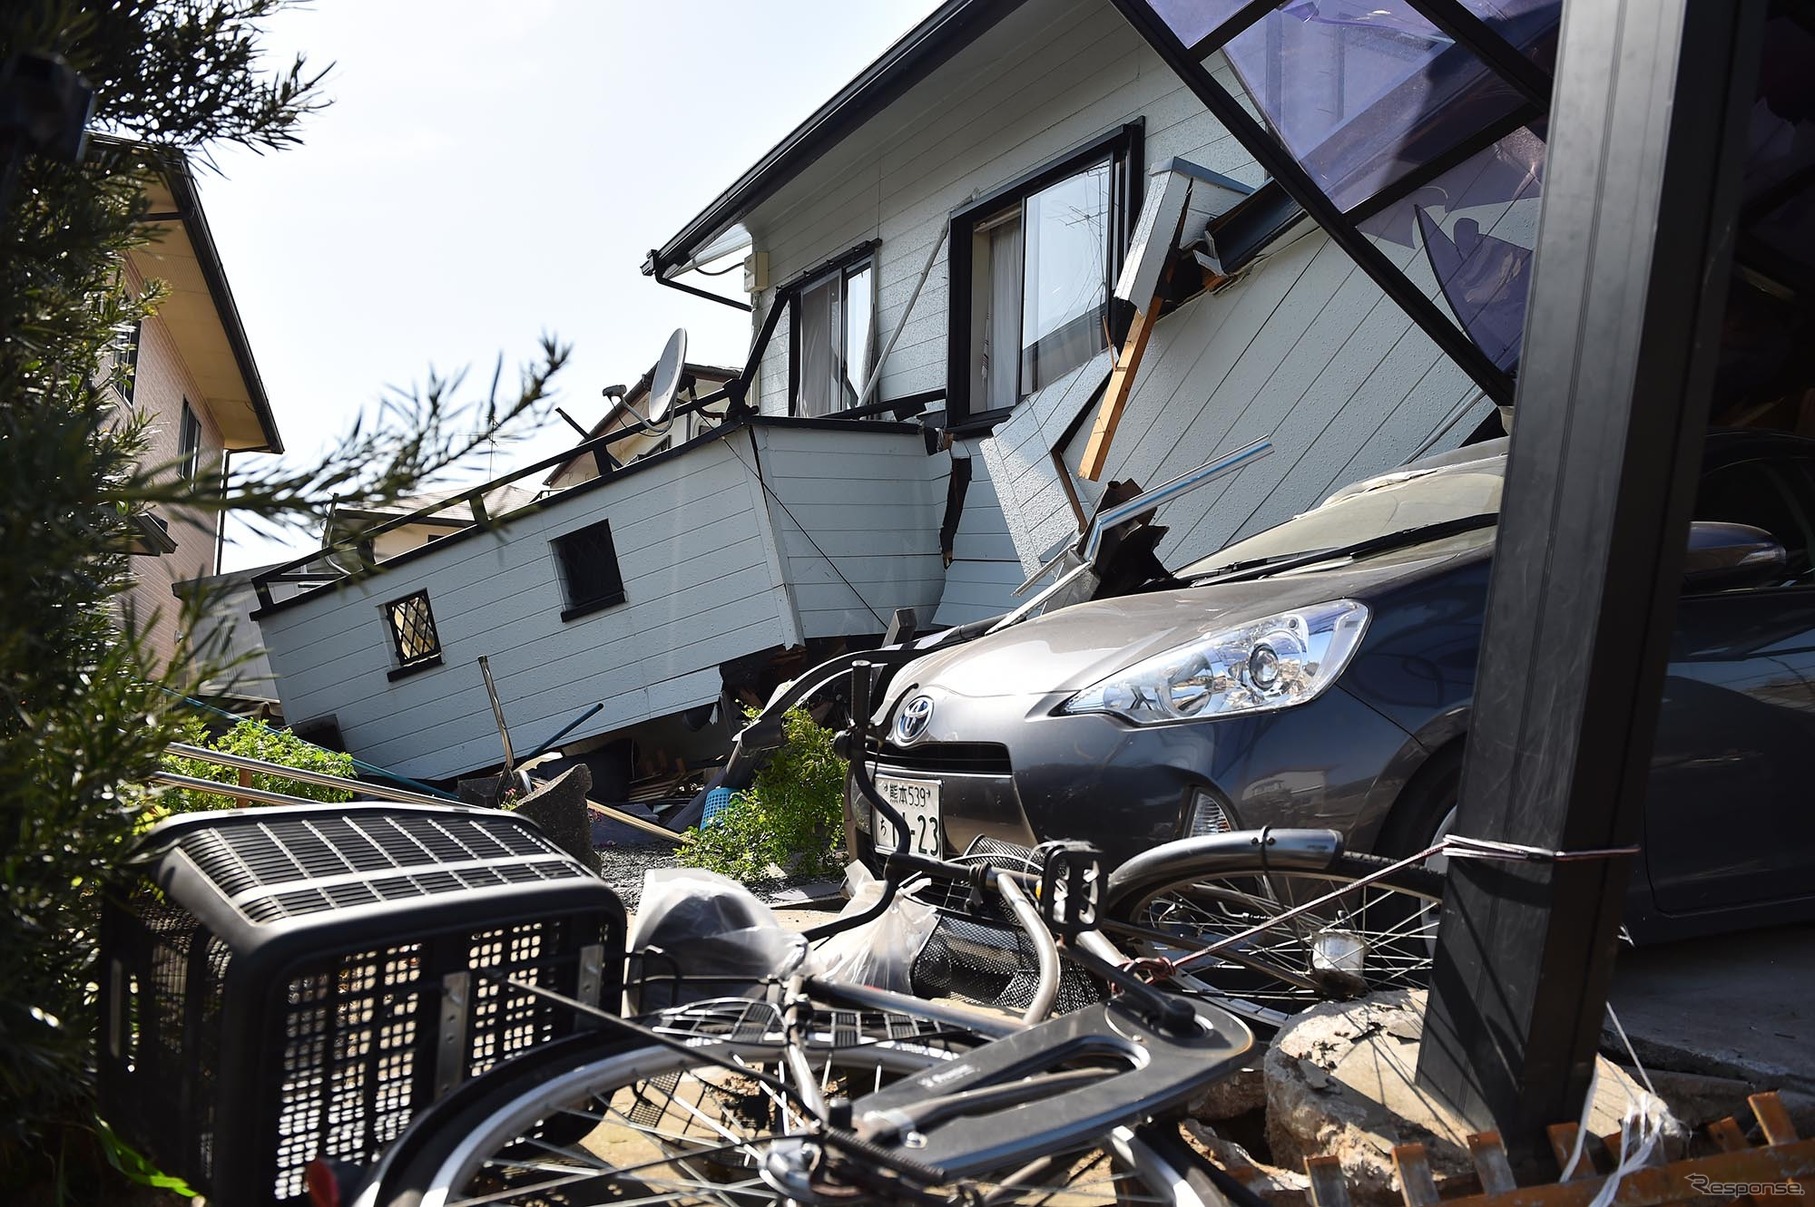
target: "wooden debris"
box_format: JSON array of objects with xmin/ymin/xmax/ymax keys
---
[{"xmin": 1750, "ymin": 1092, "xmax": 1800, "ymax": 1146}]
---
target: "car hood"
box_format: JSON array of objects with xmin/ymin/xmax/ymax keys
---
[{"xmin": 893, "ymin": 540, "xmax": 1485, "ymax": 702}]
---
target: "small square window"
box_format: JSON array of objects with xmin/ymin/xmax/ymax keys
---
[
  {"xmin": 552, "ymin": 520, "xmax": 626, "ymax": 621},
  {"xmin": 383, "ymin": 590, "xmax": 442, "ymax": 678}
]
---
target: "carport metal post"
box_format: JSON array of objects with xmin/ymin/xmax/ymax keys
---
[{"xmin": 1413, "ymin": 0, "xmax": 1765, "ymax": 1152}]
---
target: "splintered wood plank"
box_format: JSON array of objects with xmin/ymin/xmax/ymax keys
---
[
  {"xmin": 1707, "ymin": 1115, "xmax": 1752, "ymax": 1153},
  {"xmin": 1078, "ymin": 304, "xmax": 1157, "ymax": 481},
  {"xmin": 1393, "ymin": 1143, "xmax": 1440, "ymax": 1207},
  {"xmin": 1467, "ymin": 1132, "xmax": 1519, "ymax": 1196},
  {"xmin": 1752, "ymin": 1092, "xmax": 1800, "ymax": 1145},
  {"xmin": 1305, "ymin": 1154, "xmax": 1353, "ymax": 1207}
]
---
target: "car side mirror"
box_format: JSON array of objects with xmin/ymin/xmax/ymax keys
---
[{"xmin": 1683, "ymin": 521, "xmax": 1787, "ymax": 592}]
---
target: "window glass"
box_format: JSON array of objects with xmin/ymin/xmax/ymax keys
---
[
  {"xmin": 793, "ymin": 257, "xmax": 874, "ymax": 417},
  {"xmin": 796, "ymin": 275, "xmax": 837, "ymax": 418},
  {"xmin": 179, "ymin": 400, "xmax": 202, "ymax": 482},
  {"xmin": 1179, "ymin": 461, "xmax": 1504, "ymax": 576},
  {"xmin": 383, "ymin": 590, "xmax": 442, "ymax": 669},
  {"xmin": 553, "ymin": 519, "xmax": 627, "ymax": 618},
  {"xmin": 1145, "ymin": 0, "xmax": 1251, "ymax": 49},
  {"xmin": 977, "ymin": 207, "xmax": 1023, "ymax": 413},
  {"xmin": 1021, "ymin": 159, "xmax": 1112, "ymax": 393},
  {"xmin": 843, "ymin": 262, "xmax": 874, "ymax": 406},
  {"xmin": 1221, "ymin": 1, "xmax": 1557, "ymax": 214}
]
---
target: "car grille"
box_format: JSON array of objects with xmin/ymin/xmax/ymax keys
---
[{"xmin": 870, "ymin": 740, "xmax": 1012, "ymax": 775}]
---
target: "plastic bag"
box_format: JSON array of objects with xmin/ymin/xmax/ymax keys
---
[
  {"xmin": 812, "ymin": 862, "xmax": 937, "ymax": 993},
  {"xmin": 626, "ymin": 867, "xmax": 811, "ymax": 1012}
]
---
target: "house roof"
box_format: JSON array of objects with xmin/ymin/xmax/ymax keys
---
[
  {"xmin": 544, "ymin": 362, "xmax": 739, "ymax": 484},
  {"xmin": 644, "ymin": 0, "xmax": 1029, "ymax": 281},
  {"xmin": 119, "ymin": 140, "xmax": 284, "ymax": 453}
]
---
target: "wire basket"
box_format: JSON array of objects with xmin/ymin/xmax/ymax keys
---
[
  {"xmin": 97, "ymin": 802, "xmax": 625, "ymax": 1207},
  {"xmin": 907, "ymin": 837, "xmax": 1101, "ymax": 1015}
]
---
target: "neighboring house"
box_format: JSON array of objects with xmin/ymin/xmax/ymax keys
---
[
  {"xmin": 122, "ymin": 145, "xmax": 284, "ymax": 672},
  {"xmin": 322, "ymin": 484, "xmax": 543, "ymax": 565},
  {"xmin": 545, "ymin": 363, "xmax": 739, "ymax": 490},
  {"xmin": 247, "ymin": 0, "xmax": 1549, "ymax": 788}
]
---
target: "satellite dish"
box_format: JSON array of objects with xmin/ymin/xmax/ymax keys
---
[{"xmin": 641, "ymin": 328, "xmax": 688, "ymax": 429}]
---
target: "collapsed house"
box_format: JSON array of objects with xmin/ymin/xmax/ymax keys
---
[{"xmin": 249, "ymin": 0, "xmax": 1552, "ymax": 802}]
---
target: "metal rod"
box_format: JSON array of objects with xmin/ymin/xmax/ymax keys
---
[
  {"xmin": 523, "ymin": 701, "xmax": 606, "ymax": 765},
  {"xmin": 478, "ymin": 655, "xmax": 516, "ymax": 777},
  {"xmin": 152, "ymin": 771, "xmax": 359, "ymax": 809},
  {"xmin": 163, "ymin": 743, "xmax": 448, "ymax": 806},
  {"xmin": 994, "ymin": 873, "xmax": 1060, "ymax": 1025},
  {"xmin": 1082, "ymin": 439, "xmax": 1272, "ymax": 563},
  {"xmin": 855, "ymin": 226, "xmax": 949, "ymax": 412}
]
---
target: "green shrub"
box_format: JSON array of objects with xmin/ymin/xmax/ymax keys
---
[
  {"xmin": 677, "ymin": 708, "xmax": 846, "ymax": 883},
  {"xmin": 153, "ymin": 717, "xmax": 357, "ymax": 823}
]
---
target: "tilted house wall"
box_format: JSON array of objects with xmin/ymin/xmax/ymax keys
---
[
  {"xmin": 706, "ymin": 0, "xmax": 1492, "ymax": 605},
  {"xmin": 252, "ymin": 420, "xmax": 944, "ymax": 781}
]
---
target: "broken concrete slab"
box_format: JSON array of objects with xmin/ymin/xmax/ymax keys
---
[{"xmin": 1265, "ymin": 989, "xmax": 1679, "ymax": 1206}]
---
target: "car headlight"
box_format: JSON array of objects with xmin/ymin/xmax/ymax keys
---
[{"xmin": 1061, "ymin": 600, "xmax": 1370, "ymax": 724}]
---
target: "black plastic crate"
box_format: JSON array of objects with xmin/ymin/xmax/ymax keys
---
[{"xmin": 97, "ymin": 802, "xmax": 625, "ymax": 1207}]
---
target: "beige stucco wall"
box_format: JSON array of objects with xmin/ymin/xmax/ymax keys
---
[{"xmin": 123, "ymin": 279, "xmax": 230, "ymax": 670}]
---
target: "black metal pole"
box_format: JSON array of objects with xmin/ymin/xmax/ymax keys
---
[{"xmin": 1415, "ymin": 0, "xmax": 1764, "ymax": 1154}]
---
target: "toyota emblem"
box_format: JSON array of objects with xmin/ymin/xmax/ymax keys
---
[{"xmin": 894, "ymin": 694, "xmax": 935, "ymax": 745}]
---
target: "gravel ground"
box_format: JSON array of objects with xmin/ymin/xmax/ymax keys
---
[
  {"xmin": 596, "ymin": 839, "xmax": 682, "ymax": 911},
  {"xmin": 595, "ymin": 839, "xmax": 843, "ymax": 914}
]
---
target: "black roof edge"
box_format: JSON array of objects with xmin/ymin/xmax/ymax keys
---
[{"xmin": 644, "ymin": 0, "xmax": 1030, "ymax": 280}]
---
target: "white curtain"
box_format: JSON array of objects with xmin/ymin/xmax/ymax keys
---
[
  {"xmin": 796, "ymin": 277, "xmax": 836, "ymax": 417},
  {"xmin": 982, "ymin": 215, "xmax": 1023, "ymax": 411}
]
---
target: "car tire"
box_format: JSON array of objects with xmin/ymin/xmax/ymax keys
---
[{"xmin": 1376, "ymin": 742, "xmax": 1463, "ymax": 867}]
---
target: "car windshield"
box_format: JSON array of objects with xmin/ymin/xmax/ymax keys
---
[{"xmin": 1178, "ymin": 454, "xmax": 1507, "ymax": 578}]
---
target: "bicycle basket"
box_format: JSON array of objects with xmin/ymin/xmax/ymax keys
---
[{"xmin": 907, "ymin": 836, "xmax": 1100, "ymax": 1015}]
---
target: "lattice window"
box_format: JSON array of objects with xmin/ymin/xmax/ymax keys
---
[
  {"xmin": 551, "ymin": 520, "xmax": 626, "ymax": 620},
  {"xmin": 382, "ymin": 590, "xmax": 441, "ymax": 670}
]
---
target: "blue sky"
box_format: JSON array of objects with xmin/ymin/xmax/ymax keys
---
[{"xmin": 203, "ymin": 1, "xmax": 942, "ymax": 569}]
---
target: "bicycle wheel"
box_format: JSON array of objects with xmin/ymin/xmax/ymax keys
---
[
  {"xmin": 1103, "ymin": 852, "xmax": 1444, "ymax": 1018},
  {"xmin": 368, "ymin": 998, "xmax": 1207, "ymax": 1206}
]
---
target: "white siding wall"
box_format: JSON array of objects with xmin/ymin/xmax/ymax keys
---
[
  {"xmin": 743, "ymin": 0, "xmax": 1261, "ymax": 417},
  {"xmin": 932, "ymin": 443, "xmax": 1027, "ymax": 626},
  {"xmin": 751, "ymin": 423, "xmax": 949, "ymax": 637},
  {"xmin": 256, "ymin": 438, "xmax": 790, "ymax": 780},
  {"xmin": 734, "ymin": 0, "xmax": 1494, "ymax": 581}
]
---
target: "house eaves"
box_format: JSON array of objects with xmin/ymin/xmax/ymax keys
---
[
  {"xmin": 120, "ymin": 139, "xmax": 284, "ymax": 453},
  {"xmin": 644, "ymin": 0, "xmax": 1029, "ymax": 281}
]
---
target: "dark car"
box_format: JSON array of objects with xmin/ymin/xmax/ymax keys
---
[{"xmin": 849, "ymin": 430, "xmax": 1815, "ymax": 943}]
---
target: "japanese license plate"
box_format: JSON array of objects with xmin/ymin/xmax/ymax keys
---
[{"xmin": 872, "ymin": 775, "xmax": 943, "ymax": 858}]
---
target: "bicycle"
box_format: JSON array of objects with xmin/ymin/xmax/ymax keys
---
[{"xmin": 345, "ymin": 665, "xmax": 1445, "ymax": 1206}]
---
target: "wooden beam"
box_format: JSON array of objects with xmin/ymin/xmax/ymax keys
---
[{"xmin": 1077, "ymin": 303, "xmax": 1157, "ymax": 481}]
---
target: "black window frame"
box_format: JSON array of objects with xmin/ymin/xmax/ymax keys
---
[
  {"xmin": 787, "ymin": 244, "xmax": 881, "ymax": 419},
  {"xmin": 178, "ymin": 398, "xmax": 203, "ymax": 482},
  {"xmin": 383, "ymin": 589, "xmax": 443, "ymax": 679},
  {"xmin": 552, "ymin": 518, "xmax": 628, "ymax": 622},
  {"xmin": 945, "ymin": 121, "xmax": 1144, "ymax": 432}
]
